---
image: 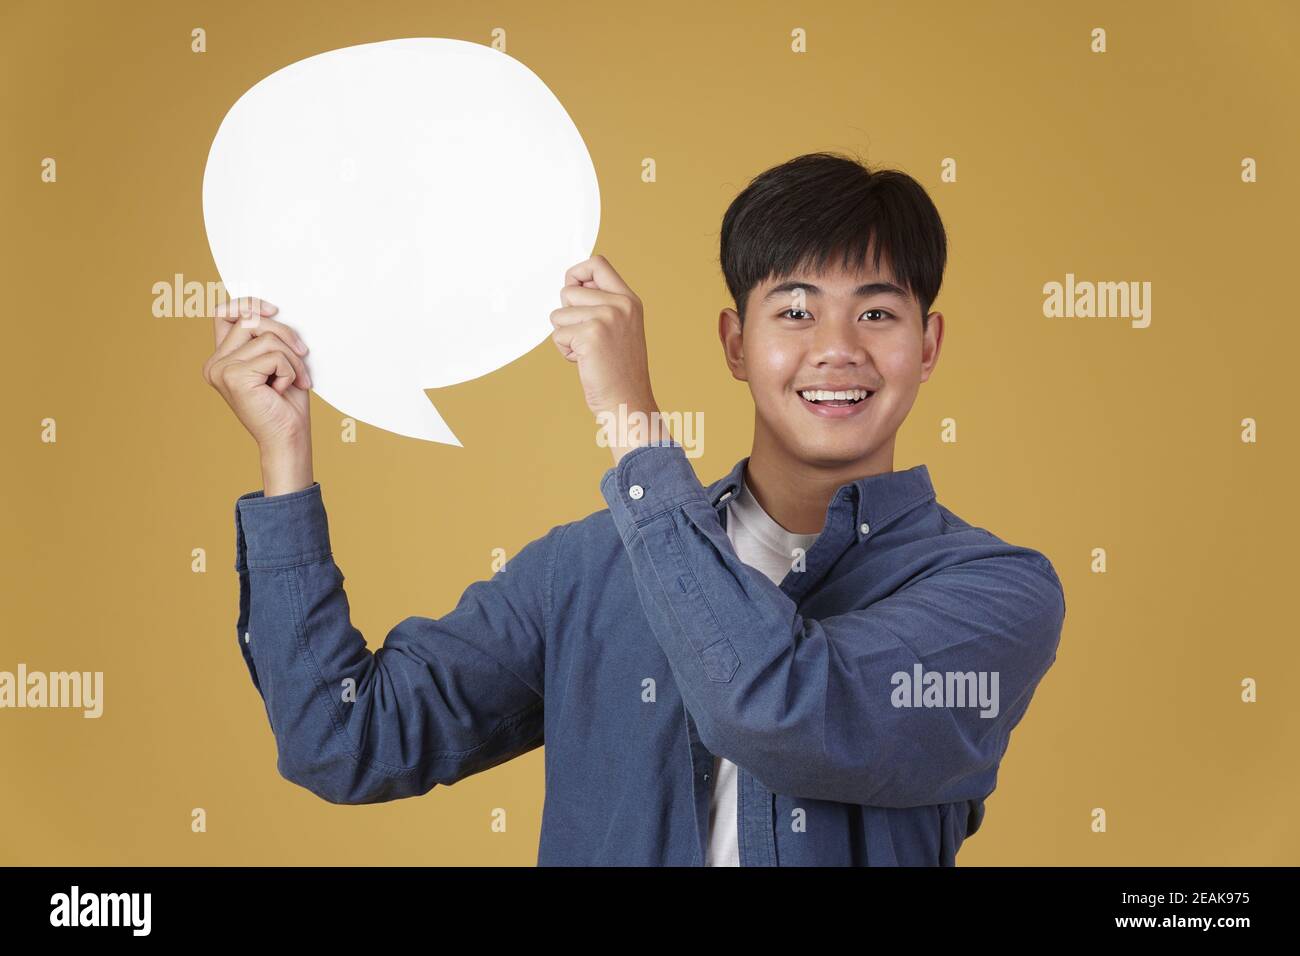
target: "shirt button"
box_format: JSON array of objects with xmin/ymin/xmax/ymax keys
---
[
  {"xmin": 629, "ymin": 484, "xmax": 645, "ymax": 500},
  {"xmin": 859, "ymin": 522, "xmax": 870, "ymax": 536},
  {"xmin": 244, "ymin": 631, "xmax": 250, "ymax": 644}
]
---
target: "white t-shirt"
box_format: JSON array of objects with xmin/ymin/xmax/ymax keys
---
[{"xmin": 707, "ymin": 478, "xmax": 821, "ymax": 866}]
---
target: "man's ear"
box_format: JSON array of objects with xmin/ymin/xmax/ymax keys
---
[
  {"xmin": 719, "ymin": 307, "xmax": 748, "ymax": 382},
  {"xmin": 919, "ymin": 311, "xmax": 944, "ymax": 384}
]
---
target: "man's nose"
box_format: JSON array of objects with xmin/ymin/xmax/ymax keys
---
[{"xmin": 810, "ymin": 314, "xmax": 868, "ymax": 364}]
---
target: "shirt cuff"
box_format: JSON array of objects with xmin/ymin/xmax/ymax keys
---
[
  {"xmin": 599, "ymin": 441, "xmax": 711, "ymax": 540},
  {"xmin": 234, "ymin": 481, "xmax": 333, "ymax": 571}
]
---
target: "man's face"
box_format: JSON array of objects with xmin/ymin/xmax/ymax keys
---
[{"xmin": 719, "ymin": 257, "xmax": 943, "ymax": 471}]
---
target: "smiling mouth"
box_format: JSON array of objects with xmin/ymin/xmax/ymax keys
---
[{"xmin": 797, "ymin": 388, "xmax": 874, "ymax": 407}]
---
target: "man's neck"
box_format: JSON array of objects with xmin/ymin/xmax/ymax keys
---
[{"xmin": 743, "ymin": 426, "xmax": 896, "ymax": 536}]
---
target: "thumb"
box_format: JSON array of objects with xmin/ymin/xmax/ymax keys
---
[{"xmin": 239, "ymin": 350, "xmax": 297, "ymax": 394}]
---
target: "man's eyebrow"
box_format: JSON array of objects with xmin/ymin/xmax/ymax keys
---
[{"xmin": 760, "ymin": 279, "xmax": 911, "ymax": 302}]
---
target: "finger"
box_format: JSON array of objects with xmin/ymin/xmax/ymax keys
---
[
  {"xmin": 559, "ymin": 283, "xmax": 622, "ymax": 310},
  {"xmin": 221, "ymin": 330, "xmax": 312, "ymax": 389},
  {"xmin": 245, "ymin": 296, "xmax": 278, "ymax": 318},
  {"xmin": 212, "ymin": 313, "xmax": 309, "ymax": 372},
  {"xmin": 564, "ymin": 255, "xmax": 634, "ymax": 297},
  {"xmin": 213, "ymin": 296, "xmax": 279, "ymax": 349},
  {"xmin": 206, "ymin": 324, "xmax": 307, "ymax": 389},
  {"xmin": 551, "ymin": 336, "xmax": 579, "ymax": 362},
  {"xmin": 213, "ymin": 296, "xmax": 258, "ymax": 347},
  {"xmin": 550, "ymin": 318, "xmax": 589, "ymax": 358},
  {"xmin": 549, "ymin": 304, "xmax": 601, "ymax": 328},
  {"xmin": 551, "ymin": 335, "xmax": 575, "ymax": 361},
  {"xmin": 237, "ymin": 314, "xmax": 308, "ymax": 355},
  {"xmin": 236, "ymin": 349, "xmax": 297, "ymax": 394},
  {"xmin": 551, "ymin": 323, "xmax": 574, "ymax": 354}
]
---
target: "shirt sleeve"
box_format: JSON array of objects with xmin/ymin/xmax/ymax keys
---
[
  {"xmin": 599, "ymin": 441, "xmax": 1066, "ymax": 808},
  {"xmin": 233, "ymin": 481, "xmax": 556, "ymax": 805}
]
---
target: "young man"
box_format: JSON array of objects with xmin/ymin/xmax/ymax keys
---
[{"xmin": 204, "ymin": 152, "xmax": 1066, "ymax": 866}]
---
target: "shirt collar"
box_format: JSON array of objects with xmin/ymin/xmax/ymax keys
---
[{"xmin": 706, "ymin": 456, "xmax": 936, "ymax": 533}]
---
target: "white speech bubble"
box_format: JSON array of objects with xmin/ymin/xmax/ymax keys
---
[{"xmin": 202, "ymin": 37, "xmax": 601, "ymax": 444}]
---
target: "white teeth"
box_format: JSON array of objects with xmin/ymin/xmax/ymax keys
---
[{"xmin": 799, "ymin": 388, "xmax": 871, "ymax": 402}]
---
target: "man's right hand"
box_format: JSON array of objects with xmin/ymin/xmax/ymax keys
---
[{"xmin": 203, "ymin": 296, "xmax": 315, "ymax": 495}]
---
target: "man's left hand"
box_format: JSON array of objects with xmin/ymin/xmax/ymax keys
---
[{"xmin": 550, "ymin": 255, "xmax": 669, "ymax": 462}]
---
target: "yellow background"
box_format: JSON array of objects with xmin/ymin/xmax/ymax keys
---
[{"xmin": 1, "ymin": 0, "xmax": 1296, "ymax": 865}]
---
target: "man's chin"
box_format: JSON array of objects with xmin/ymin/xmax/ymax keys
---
[{"xmin": 788, "ymin": 433, "xmax": 880, "ymax": 469}]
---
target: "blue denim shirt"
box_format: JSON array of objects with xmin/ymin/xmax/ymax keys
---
[{"xmin": 233, "ymin": 441, "xmax": 1066, "ymax": 865}]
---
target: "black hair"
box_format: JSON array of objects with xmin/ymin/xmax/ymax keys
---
[{"xmin": 719, "ymin": 151, "xmax": 947, "ymax": 330}]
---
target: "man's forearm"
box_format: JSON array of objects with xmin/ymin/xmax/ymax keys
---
[
  {"xmin": 606, "ymin": 401, "xmax": 675, "ymax": 467},
  {"xmin": 259, "ymin": 436, "xmax": 314, "ymax": 497}
]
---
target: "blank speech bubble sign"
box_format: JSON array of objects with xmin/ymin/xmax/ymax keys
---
[{"xmin": 202, "ymin": 37, "xmax": 601, "ymax": 444}]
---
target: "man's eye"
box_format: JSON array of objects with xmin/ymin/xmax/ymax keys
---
[{"xmin": 778, "ymin": 308, "xmax": 894, "ymax": 321}]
